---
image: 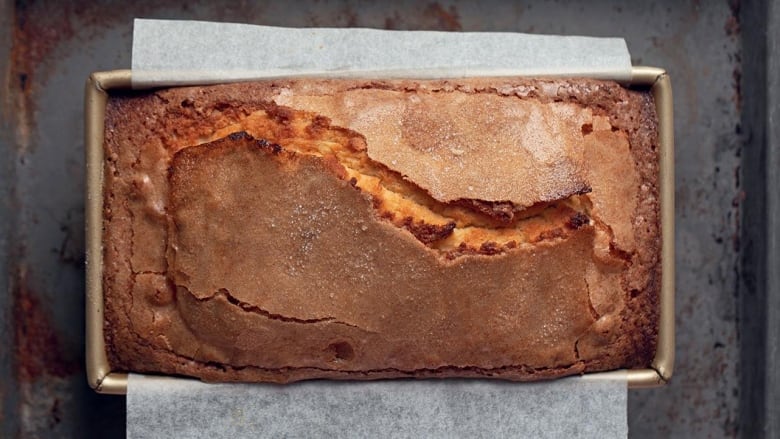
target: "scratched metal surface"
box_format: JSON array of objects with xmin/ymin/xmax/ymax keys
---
[{"xmin": 0, "ymin": 0, "xmax": 753, "ymax": 437}]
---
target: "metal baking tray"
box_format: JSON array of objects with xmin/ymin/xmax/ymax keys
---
[{"xmin": 85, "ymin": 67, "xmax": 674, "ymax": 394}]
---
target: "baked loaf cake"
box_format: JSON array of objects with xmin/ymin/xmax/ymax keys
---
[{"xmin": 102, "ymin": 78, "xmax": 660, "ymax": 383}]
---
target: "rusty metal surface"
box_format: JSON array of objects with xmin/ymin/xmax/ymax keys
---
[
  {"xmin": 0, "ymin": 0, "xmax": 753, "ymax": 437},
  {"xmin": 739, "ymin": 1, "xmax": 779, "ymax": 437},
  {"xmin": 1, "ymin": 0, "xmax": 16, "ymax": 436},
  {"xmin": 764, "ymin": 2, "xmax": 780, "ymax": 436}
]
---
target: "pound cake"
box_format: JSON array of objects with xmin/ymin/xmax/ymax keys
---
[{"xmin": 102, "ymin": 78, "xmax": 660, "ymax": 383}]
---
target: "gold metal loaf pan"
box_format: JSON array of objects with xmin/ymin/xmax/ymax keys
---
[{"xmin": 85, "ymin": 67, "xmax": 674, "ymax": 394}]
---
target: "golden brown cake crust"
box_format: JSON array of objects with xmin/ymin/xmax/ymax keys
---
[{"xmin": 102, "ymin": 78, "xmax": 660, "ymax": 383}]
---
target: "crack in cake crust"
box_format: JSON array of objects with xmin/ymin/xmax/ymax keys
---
[
  {"xmin": 182, "ymin": 285, "xmax": 373, "ymax": 333},
  {"xmin": 205, "ymin": 109, "xmax": 606, "ymax": 258}
]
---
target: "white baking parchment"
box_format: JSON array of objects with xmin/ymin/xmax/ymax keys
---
[
  {"xmin": 131, "ymin": 18, "xmax": 632, "ymax": 87},
  {"xmin": 127, "ymin": 19, "xmax": 632, "ymax": 438},
  {"xmin": 127, "ymin": 373, "xmax": 627, "ymax": 439}
]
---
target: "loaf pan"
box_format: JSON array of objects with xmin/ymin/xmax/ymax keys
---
[{"xmin": 85, "ymin": 67, "xmax": 674, "ymax": 394}]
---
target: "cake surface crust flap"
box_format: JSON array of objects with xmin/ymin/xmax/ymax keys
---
[{"xmin": 102, "ymin": 78, "xmax": 660, "ymax": 383}]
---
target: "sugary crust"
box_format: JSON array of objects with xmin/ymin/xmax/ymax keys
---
[
  {"xmin": 272, "ymin": 84, "xmax": 592, "ymax": 208},
  {"xmin": 102, "ymin": 78, "xmax": 659, "ymax": 383}
]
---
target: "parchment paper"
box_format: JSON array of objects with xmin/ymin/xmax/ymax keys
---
[
  {"xmin": 127, "ymin": 373, "xmax": 627, "ymax": 439},
  {"xmin": 127, "ymin": 19, "xmax": 632, "ymax": 438},
  {"xmin": 131, "ymin": 18, "xmax": 632, "ymax": 87}
]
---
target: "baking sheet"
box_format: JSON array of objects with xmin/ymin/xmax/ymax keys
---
[
  {"xmin": 114, "ymin": 19, "xmax": 647, "ymax": 436},
  {"xmin": 131, "ymin": 18, "xmax": 632, "ymax": 87},
  {"xmin": 127, "ymin": 373, "xmax": 628, "ymax": 439}
]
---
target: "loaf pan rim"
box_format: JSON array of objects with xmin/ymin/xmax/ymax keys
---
[{"xmin": 85, "ymin": 67, "xmax": 674, "ymax": 394}]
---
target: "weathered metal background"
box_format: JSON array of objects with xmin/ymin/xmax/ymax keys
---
[{"xmin": 0, "ymin": 0, "xmax": 770, "ymax": 437}]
